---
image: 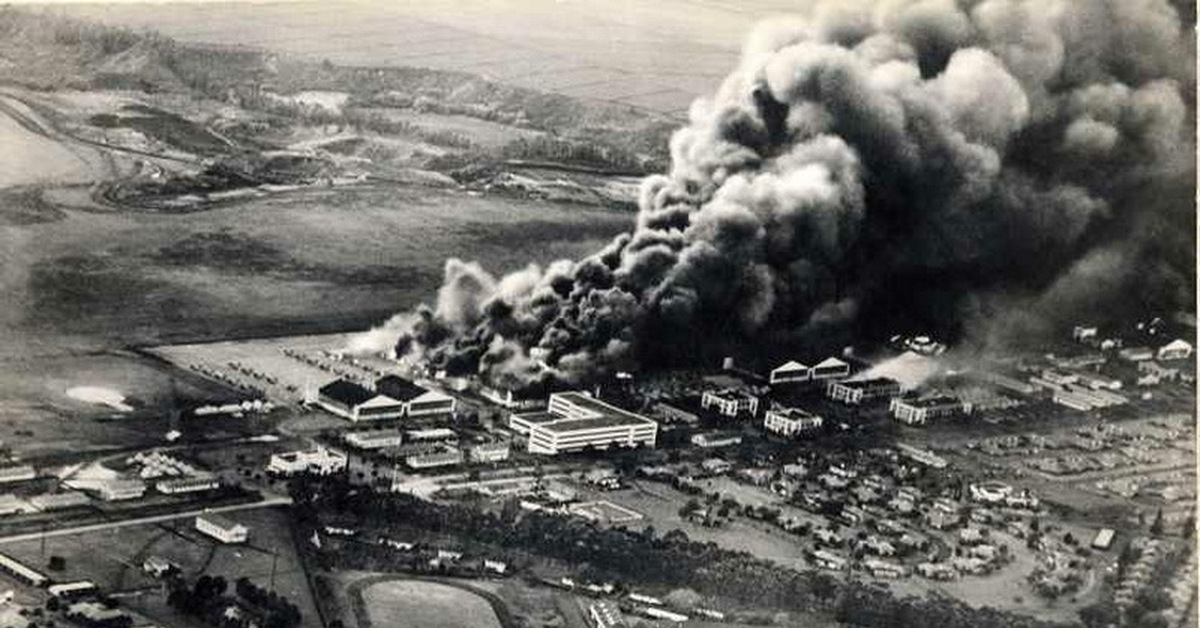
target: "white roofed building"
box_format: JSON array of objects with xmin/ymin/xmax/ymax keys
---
[
  {"xmin": 1157, "ymin": 339, "xmax": 1193, "ymax": 361},
  {"xmin": 811, "ymin": 357, "xmax": 851, "ymax": 380},
  {"xmin": 195, "ymin": 514, "xmax": 249, "ymax": 544},
  {"xmin": 510, "ymin": 392, "xmax": 657, "ymax": 455},
  {"xmin": 770, "ymin": 360, "xmax": 810, "ymax": 384}
]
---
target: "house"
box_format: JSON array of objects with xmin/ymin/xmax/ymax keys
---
[
  {"xmin": 812, "ymin": 549, "xmax": 847, "ymax": 570},
  {"xmin": 969, "ymin": 481, "xmax": 1013, "ymax": 504},
  {"xmin": 1092, "ymin": 528, "xmax": 1116, "ymax": 550},
  {"xmin": 316, "ymin": 379, "xmax": 407, "ymax": 421},
  {"xmin": 66, "ymin": 602, "xmax": 129, "ymax": 628},
  {"xmin": 468, "ymin": 441, "xmax": 511, "ymax": 463},
  {"xmin": 700, "ymin": 457, "xmax": 733, "ymax": 476},
  {"xmin": 916, "ymin": 562, "xmax": 958, "ymax": 580},
  {"xmin": 781, "ymin": 462, "xmax": 807, "ymax": 478},
  {"xmin": 769, "ymin": 361, "xmax": 811, "ymax": 385},
  {"xmin": 827, "ymin": 378, "xmax": 902, "ymax": 405},
  {"xmin": 736, "ymin": 467, "xmax": 774, "ymax": 486},
  {"xmin": 1157, "ymin": 339, "xmax": 1193, "ymax": 361},
  {"xmin": 814, "ymin": 528, "xmax": 843, "ymax": 546},
  {"xmin": 763, "ymin": 406, "xmax": 824, "ymax": 437},
  {"xmin": 969, "ymin": 544, "xmax": 998, "ymax": 561},
  {"xmin": 840, "ymin": 505, "xmax": 868, "ymax": 525},
  {"xmin": 925, "ymin": 500, "xmax": 960, "ymax": 530},
  {"xmin": 142, "ymin": 556, "xmax": 178, "ymax": 578},
  {"xmin": 897, "ymin": 532, "xmax": 929, "ymax": 552},
  {"xmin": 864, "ymin": 558, "xmax": 907, "ymax": 578},
  {"xmin": 889, "ymin": 396, "xmax": 971, "ymax": 425},
  {"xmin": 863, "ymin": 536, "xmax": 896, "ymax": 556},
  {"xmin": 952, "ymin": 557, "xmax": 990, "ymax": 574},
  {"xmin": 195, "ymin": 514, "xmax": 249, "ymax": 544},
  {"xmin": 700, "ymin": 389, "xmax": 759, "ymax": 418},
  {"xmin": 958, "ymin": 527, "xmax": 985, "ymax": 545},
  {"xmin": 589, "ymin": 601, "xmax": 626, "ymax": 628}
]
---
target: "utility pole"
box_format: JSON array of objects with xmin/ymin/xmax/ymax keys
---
[{"xmin": 269, "ymin": 548, "xmax": 278, "ymax": 592}]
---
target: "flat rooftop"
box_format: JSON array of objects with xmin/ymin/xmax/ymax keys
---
[{"xmin": 518, "ymin": 392, "xmax": 656, "ymax": 434}]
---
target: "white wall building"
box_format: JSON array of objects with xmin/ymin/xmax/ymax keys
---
[
  {"xmin": 700, "ymin": 389, "xmax": 759, "ymax": 418},
  {"xmin": 509, "ymin": 392, "xmax": 658, "ymax": 455},
  {"xmin": 267, "ymin": 446, "xmax": 347, "ymax": 476},
  {"xmin": 98, "ymin": 479, "xmax": 147, "ymax": 502},
  {"xmin": 156, "ymin": 476, "xmax": 220, "ymax": 494},
  {"xmin": 343, "ymin": 429, "xmax": 404, "ymax": 450},
  {"xmin": 763, "ymin": 406, "xmax": 824, "ymax": 437},
  {"xmin": 1157, "ymin": 339, "xmax": 1193, "ymax": 361},
  {"xmin": 195, "ymin": 514, "xmax": 249, "ymax": 544}
]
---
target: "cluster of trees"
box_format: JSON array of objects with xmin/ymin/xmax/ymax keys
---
[
  {"xmin": 234, "ymin": 578, "xmax": 303, "ymax": 628},
  {"xmin": 291, "ymin": 477, "xmax": 1068, "ymax": 628},
  {"xmin": 167, "ymin": 574, "xmax": 301, "ymax": 628}
]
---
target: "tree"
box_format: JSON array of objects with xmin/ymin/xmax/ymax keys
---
[
  {"xmin": 47, "ymin": 556, "xmax": 65, "ymax": 571},
  {"xmin": 1150, "ymin": 508, "xmax": 1164, "ymax": 536},
  {"xmin": 664, "ymin": 587, "xmax": 702, "ymax": 610}
]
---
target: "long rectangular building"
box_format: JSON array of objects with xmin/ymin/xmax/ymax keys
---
[{"xmin": 510, "ymin": 392, "xmax": 657, "ymax": 455}]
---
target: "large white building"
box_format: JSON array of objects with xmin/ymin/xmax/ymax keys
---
[
  {"xmin": 509, "ymin": 392, "xmax": 658, "ymax": 455},
  {"xmin": 889, "ymin": 396, "xmax": 972, "ymax": 425},
  {"xmin": 267, "ymin": 446, "xmax": 347, "ymax": 476},
  {"xmin": 0, "ymin": 465, "xmax": 35, "ymax": 484},
  {"xmin": 156, "ymin": 476, "xmax": 220, "ymax": 494},
  {"xmin": 316, "ymin": 376, "xmax": 456, "ymax": 422},
  {"xmin": 763, "ymin": 407, "xmax": 824, "ymax": 437},
  {"xmin": 343, "ymin": 429, "xmax": 404, "ymax": 450},
  {"xmin": 1157, "ymin": 339, "xmax": 1193, "ymax": 361},
  {"xmin": 98, "ymin": 479, "xmax": 147, "ymax": 501},
  {"xmin": 810, "ymin": 356, "xmax": 851, "ymax": 380},
  {"xmin": 826, "ymin": 378, "xmax": 901, "ymax": 405},
  {"xmin": 195, "ymin": 514, "xmax": 249, "ymax": 544},
  {"xmin": 769, "ymin": 361, "xmax": 811, "ymax": 384},
  {"xmin": 700, "ymin": 389, "xmax": 759, "ymax": 418},
  {"xmin": 376, "ymin": 376, "xmax": 457, "ymax": 417}
]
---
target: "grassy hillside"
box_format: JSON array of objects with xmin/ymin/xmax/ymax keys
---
[{"xmin": 0, "ymin": 8, "xmax": 674, "ymax": 175}]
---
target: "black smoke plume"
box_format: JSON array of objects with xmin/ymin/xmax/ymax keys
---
[{"xmin": 365, "ymin": 0, "xmax": 1195, "ymax": 388}]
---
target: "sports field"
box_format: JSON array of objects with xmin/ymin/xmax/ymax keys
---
[{"xmin": 359, "ymin": 579, "xmax": 505, "ymax": 628}]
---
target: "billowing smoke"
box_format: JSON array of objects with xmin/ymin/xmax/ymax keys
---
[{"xmin": 369, "ymin": 0, "xmax": 1195, "ymax": 388}]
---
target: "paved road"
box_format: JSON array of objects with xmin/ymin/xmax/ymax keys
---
[{"xmin": 0, "ymin": 494, "xmax": 292, "ymax": 545}]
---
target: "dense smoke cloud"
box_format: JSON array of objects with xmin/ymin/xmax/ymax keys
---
[{"xmin": 361, "ymin": 0, "xmax": 1195, "ymax": 388}]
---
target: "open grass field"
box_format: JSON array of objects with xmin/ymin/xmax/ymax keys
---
[
  {"xmin": 4, "ymin": 181, "xmax": 632, "ymax": 357},
  {"xmin": 359, "ymin": 579, "xmax": 504, "ymax": 628},
  {"xmin": 0, "ymin": 104, "xmax": 94, "ymax": 188},
  {"xmin": 35, "ymin": 0, "xmax": 791, "ymax": 116},
  {"xmin": 0, "ymin": 505, "xmax": 321, "ymax": 627}
]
